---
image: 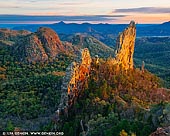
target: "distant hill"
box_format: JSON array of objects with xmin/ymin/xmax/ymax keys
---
[
  {"xmin": 12, "ymin": 21, "xmax": 170, "ymax": 37},
  {"xmin": 13, "ymin": 22, "xmax": 126, "ymax": 35},
  {"xmin": 137, "ymin": 21, "xmax": 170, "ymax": 36},
  {"xmin": 0, "ymin": 27, "xmax": 115, "ymax": 63},
  {"xmin": 0, "ymin": 28, "xmax": 31, "ymax": 46},
  {"xmin": 61, "ymin": 34, "xmax": 115, "ymax": 57},
  {"xmin": 159, "ymin": 21, "xmax": 170, "ymax": 27},
  {"xmin": 16, "ymin": 27, "xmax": 68, "ymax": 62}
]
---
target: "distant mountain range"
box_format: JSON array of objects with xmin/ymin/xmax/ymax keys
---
[
  {"xmin": 12, "ymin": 21, "xmax": 170, "ymax": 37},
  {"xmin": 0, "ymin": 27, "xmax": 115, "ymax": 63}
]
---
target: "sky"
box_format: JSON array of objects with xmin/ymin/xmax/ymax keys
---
[{"xmin": 0, "ymin": 0, "xmax": 170, "ymax": 24}]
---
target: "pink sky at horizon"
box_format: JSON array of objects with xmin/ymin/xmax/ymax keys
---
[{"xmin": 0, "ymin": 0, "xmax": 170, "ymax": 24}]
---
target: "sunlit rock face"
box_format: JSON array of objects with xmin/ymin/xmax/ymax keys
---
[
  {"xmin": 57, "ymin": 21, "xmax": 136, "ymax": 117},
  {"xmin": 36, "ymin": 27, "xmax": 64, "ymax": 58},
  {"xmin": 15, "ymin": 27, "xmax": 72, "ymax": 63},
  {"xmin": 115, "ymin": 21, "xmax": 136, "ymax": 70},
  {"xmin": 58, "ymin": 48, "xmax": 91, "ymax": 113}
]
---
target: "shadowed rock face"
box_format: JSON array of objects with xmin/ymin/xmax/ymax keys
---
[
  {"xmin": 70, "ymin": 34, "xmax": 115, "ymax": 57},
  {"xmin": 16, "ymin": 34, "xmax": 49, "ymax": 62},
  {"xmin": 115, "ymin": 21, "xmax": 136, "ymax": 70}
]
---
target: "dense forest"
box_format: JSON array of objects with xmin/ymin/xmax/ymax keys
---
[
  {"xmin": 0, "ymin": 46, "xmax": 73, "ymax": 130},
  {"xmin": 134, "ymin": 37, "xmax": 170, "ymax": 88}
]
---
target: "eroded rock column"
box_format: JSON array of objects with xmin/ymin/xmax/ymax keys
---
[
  {"xmin": 57, "ymin": 48, "xmax": 91, "ymax": 117},
  {"xmin": 115, "ymin": 21, "xmax": 136, "ymax": 70}
]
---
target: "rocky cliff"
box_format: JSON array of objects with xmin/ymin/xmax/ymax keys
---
[
  {"xmin": 115, "ymin": 21, "xmax": 136, "ymax": 70},
  {"xmin": 36, "ymin": 27, "xmax": 65, "ymax": 58},
  {"xmin": 1, "ymin": 27, "xmax": 115, "ymax": 63},
  {"xmin": 56, "ymin": 21, "xmax": 136, "ymax": 117},
  {"xmin": 16, "ymin": 33, "xmax": 49, "ymax": 62},
  {"xmin": 15, "ymin": 27, "xmax": 75, "ymax": 62},
  {"xmin": 57, "ymin": 48, "xmax": 91, "ymax": 116}
]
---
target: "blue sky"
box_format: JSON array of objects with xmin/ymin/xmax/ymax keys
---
[{"xmin": 0, "ymin": 0, "xmax": 170, "ymax": 24}]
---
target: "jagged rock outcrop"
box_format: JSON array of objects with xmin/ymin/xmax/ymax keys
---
[
  {"xmin": 115, "ymin": 21, "xmax": 136, "ymax": 70},
  {"xmin": 36, "ymin": 27, "xmax": 65, "ymax": 58},
  {"xmin": 15, "ymin": 27, "xmax": 74, "ymax": 62},
  {"xmin": 56, "ymin": 21, "xmax": 136, "ymax": 118},
  {"xmin": 16, "ymin": 34, "xmax": 49, "ymax": 62},
  {"xmin": 57, "ymin": 48, "xmax": 91, "ymax": 116}
]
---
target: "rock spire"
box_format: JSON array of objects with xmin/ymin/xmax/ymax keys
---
[
  {"xmin": 115, "ymin": 21, "xmax": 136, "ymax": 70},
  {"xmin": 57, "ymin": 48, "xmax": 91, "ymax": 116}
]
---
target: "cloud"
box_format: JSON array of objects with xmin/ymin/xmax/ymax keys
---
[
  {"xmin": 0, "ymin": 15, "xmax": 126, "ymax": 23},
  {"xmin": 114, "ymin": 7, "xmax": 170, "ymax": 14},
  {"xmin": 57, "ymin": 2, "xmax": 85, "ymax": 6},
  {"xmin": 15, "ymin": 0, "xmax": 85, "ymax": 5},
  {"xmin": 0, "ymin": 5, "xmax": 21, "ymax": 9}
]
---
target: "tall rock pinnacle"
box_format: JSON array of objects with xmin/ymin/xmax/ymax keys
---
[
  {"xmin": 55, "ymin": 21, "xmax": 136, "ymax": 119},
  {"xmin": 115, "ymin": 21, "xmax": 136, "ymax": 70}
]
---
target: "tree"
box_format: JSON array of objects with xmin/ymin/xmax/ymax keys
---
[{"xmin": 6, "ymin": 121, "xmax": 14, "ymax": 131}]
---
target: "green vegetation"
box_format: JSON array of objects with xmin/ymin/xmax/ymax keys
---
[
  {"xmin": 134, "ymin": 37, "xmax": 170, "ymax": 88},
  {"xmin": 61, "ymin": 34, "xmax": 115, "ymax": 58},
  {"xmin": 1, "ymin": 36, "xmax": 170, "ymax": 135},
  {"xmin": 0, "ymin": 46, "xmax": 73, "ymax": 130},
  {"xmin": 55, "ymin": 58, "xmax": 169, "ymax": 136}
]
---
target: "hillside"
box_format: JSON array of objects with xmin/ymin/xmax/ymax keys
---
[
  {"xmin": 14, "ymin": 27, "xmax": 73, "ymax": 62},
  {"xmin": 0, "ymin": 27, "xmax": 115, "ymax": 63},
  {"xmin": 54, "ymin": 21, "xmax": 170, "ymax": 136},
  {"xmin": 0, "ymin": 27, "xmax": 115, "ymax": 131},
  {"xmin": 134, "ymin": 36, "xmax": 170, "ymax": 88},
  {"xmin": 62, "ymin": 34, "xmax": 115, "ymax": 57},
  {"xmin": 0, "ymin": 21, "xmax": 170, "ymax": 136},
  {"xmin": 0, "ymin": 28, "xmax": 31, "ymax": 46}
]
